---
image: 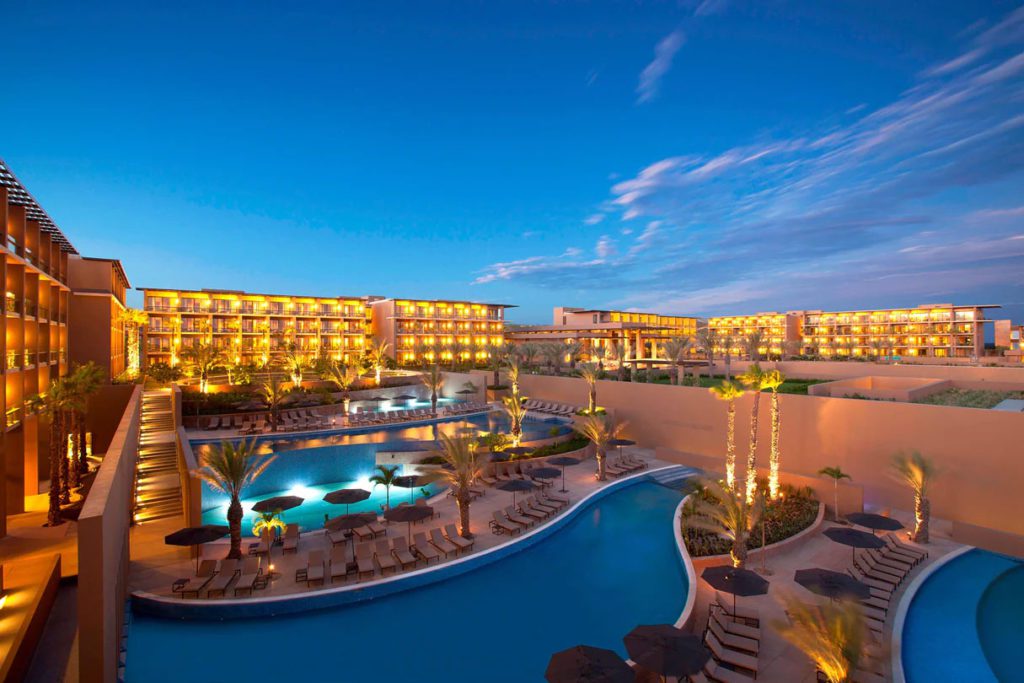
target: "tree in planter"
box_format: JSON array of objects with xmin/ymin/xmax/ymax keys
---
[
  {"xmin": 370, "ymin": 464, "xmax": 400, "ymax": 510},
  {"xmin": 433, "ymin": 433, "xmax": 484, "ymax": 539},
  {"xmin": 324, "ymin": 361, "xmax": 360, "ymax": 414},
  {"xmin": 502, "ymin": 393, "xmax": 528, "ymax": 447},
  {"xmin": 738, "ymin": 363, "xmax": 768, "ymax": 503},
  {"xmin": 577, "ymin": 362, "xmax": 600, "ymax": 414},
  {"xmin": 28, "ymin": 380, "xmax": 72, "ymax": 524},
  {"xmin": 772, "ymin": 595, "xmax": 871, "ymax": 683},
  {"xmin": 421, "ymin": 364, "xmax": 445, "ymax": 416},
  {"xmin": 227, "ymin": 361, "xmax": 252, "ymax": 387},
  {"xmin": 181, "ymin": 342, "xmax": 225, "ymax": 394},
  {"xmin": 251, "ymin": 509, "xmax": 287, "ymax": 539},
  {"xmin": 818, "ymin": 466, "xmax": 852, "ymax": 522},
  {"xmin": 573, "ymin": 414, "xmax": 624, "ymax": 482},
  {"xmin": 890, "ymin": 451, "xmax": 936, "ymax": 543},
  {"xmin": 686, "ymin": 479, "xmax": 764, "ymax": 568},
  {"xmin": 280, "ymin": 342, "xmax": 306, "ymax": 387},
  {"xmin": 709, "ymin": 380, "xmax": 745, "ymax": 489},
  {"xmin": 68, "ymin": 362, "xmax": 104, "ymax": 482},
  {"xmin": 506, "ymin": 357, "xmax": 521, "ymax": 396},
  {"xmin": 661, "ymin": 336, "xmax": 692, "ymax": 385},
  {"xmin": 366, "ymin": 338, "xmax": 391, "ymax": 385},
  {"xmin": 257, "ymin": 374, "xmax": 290, "ymax": 432},
  {"xmin": 762, "ymin": 369, "xmax": 786, "ymax": 499},
  {"xmin": 197, "ymin": 438, "xmax": 275, "ymax": 559}
]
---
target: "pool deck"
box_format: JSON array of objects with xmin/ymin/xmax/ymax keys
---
[{"xmin": 127, "ymin": 448, "xmax": 669, "ymax": 603}]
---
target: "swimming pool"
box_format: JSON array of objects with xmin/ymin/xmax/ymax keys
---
[
  {"xmin": 196, "ymin": 412, "xmax": 570, "ymax": 535},
  {"xmin": 900, "ymin": 548, "xmax": 1023, "ymax": 683},
  {"xmin": 128, "ymin": 475, "xmax": 690, "ymax": 683}
]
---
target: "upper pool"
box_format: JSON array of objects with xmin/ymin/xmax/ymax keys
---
[
  {"xmin": 128, "ymin": 475, "xmax": 690, "ymax": 683},
  {"xmin": 901, "ymin": 548, "xmax": 1023, "ymax": 683},
  {"xmin": 196, "ymin": 411, "xmax": 570, "ymax": 534}
]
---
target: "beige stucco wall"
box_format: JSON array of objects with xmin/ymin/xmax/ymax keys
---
[{"xmin": 520, "ymin": 374, "xmax": 1024, "ymax": 551}]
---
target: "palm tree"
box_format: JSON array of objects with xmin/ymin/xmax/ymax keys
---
[
  {"xmin": 744, "ymin": 331, "xmax": 764, "ymax": 362},
  {"xmin": 577, "ymin": 362, "xmax": 600, "ymax": 414},
  {"xmin": 604, "ymin": 339, "xmax": 628, "ymax": 381},
  {"xmin": 367, "ymin": 338, "xmax": 391, "ymax": 384},
  {"xmin": 485, "ymin": 344, "xmax": 506, "ymax": 387},
  {"xmin": 324, "ymin": 361, "xmax": 359, "ymax": 414},
  {"xmin": 695, "ymin": 327, "xmax": 718, "ymax": 375},
  {"xmin": 661, "ymin": 337, "xmax": 692, "ymax": 385},
  {"xmin": 565, "ymin": 341, "xmax": 583, "ymax": 370},
  {"xmin": 891, "ymin": 451, "xmax": 936, "ymax": 543},
  {"xmin": 28, "ymin": 380, "xmax": 73, "ymax": 522},
  {"xmin": 517, "ymin": 343, "xmax": 540, "ymax": 370},
  {"xmin": 370, "ymin": 464, "xmax": 400, "ymax": 509},
  {"xmin": 818, "ymin": 466, "xmax": 852, "ymax": 522},
  {"xmin": 573, "ymin": 414, "xmax": 624, "ymax": 482},
  {"xmin": 119, "ymin": 308, "xmax": 149, "ymax": 377},
  {"xmin": 506, "ymin": 357, "xmax": 521, "ymax": 396},
  {"xmin": 257, "ymin": 374, "xmax": 290, "ymax": 431},
  {"xmin": 251, "ymin": 509, "xmax": 287, "ymax": 539},
  {"xmin": 433, "ymin": 433, "xmax": 484, "ymax": 538},
  {"xmin": 66, "ymin": 362, "xmax": 104, "ymax": 482},
  {"xmin": 762, "ymin": 369, "xmax": 785, "ymax": 499},
  {"xmin": 196, "ymin": 438, "xmax": 275, "ymax": 559},
  {"xmin": 686, "ymin": 479, "xmax": 764, "ymax": 568},
  {"xmin": 772, "ymin": 595, "xmax": 870, "ymax": 683},
  {"xmin": 181, "ymin": 342, "xmax": 225, "ymax": 393},
  {"xmin": 502, "ymin": 393, "xmax": 528, "ymax": 446},
  {"xmin": 709, "ymin": 380, "xmax": 745, "ymax": 489},
  {"xmin": 421, "ymin": 364, "xmax": 445, "ymax": 416},
  {"xmin": 738, "ymin": 363, "xmax": 768, "ymax": 503},
  {"xmin": 280, "ymin": 342, "xmax": 306, "ymax": 387},
  {"xmin": 721, "ymin": 335, "xmax": 735, "ymax": 382},
  {"xmin": 540, "ymin": 342, "xmax": 565, "ymax": 375}
]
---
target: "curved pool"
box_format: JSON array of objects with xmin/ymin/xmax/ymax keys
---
[
  {"xmin": 127, "ymin": 474, "xmax": 690, "ymax": 683},
  {"xmin": 901, "ymin": 548, "xmax": 1023, "ymax": 683}
]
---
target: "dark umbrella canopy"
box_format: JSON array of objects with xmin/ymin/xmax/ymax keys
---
[
  {"xmin": 548, "ymin": 455, "xmax": 582, "ymax": 493},
  {"xmin": 824, "ymin": 526, "xmax": 886, "ymax": 564},
  {"xmin": 252, "ymin": 495, "xmax": 304, "ymax": 513},
  {"xmin": 322, "ymin": 488, "xmax": 371, "ymax": 506},
  {"xmin": 394, "ymin": 474, "xmax": 437, "ymax": 489},
  {"xmin": 794, "ymin": 568, "xmax": 872, "ymax": 601},
  {"xmin": 701, "ymin": 565, "xmax": 770, "ymax": 621},
  {"xmin": 325, "ymin": 512, "xmax": 378, "ymax": 532},
  {"xmin": 164, "ymin": 525, "xmax": 230, "ymax": 573},
  {"xmin": 456, "ymin": 388, "xmax": 477, "ymax": 395},
  {"xmin": 846, "ymin": 512, "xmax": 904, "ymax": 534},
  {"xmin": 545, "ymin": 645, "xmax": 634, "ymax": 683},
  {"xmin": 623, "ymin": 624, "xmax": 710, "ymax": 678},
  {"xmin": 529, "ymin": 467, "xmax": 561, "ymax": 480},
  {"xmin": 497, "ymin": 478, "xmax": 536, "ymax": 506},
  {"xmin": 609, "ymin": 438, "xmax": 636, "ymax": 447},
  {"xmin": 392, "ymin": 393, "xmax": 418, "ymax": 401},
  {"xmin": 384, "ymin": 505, "xmax": 434, "ymax": 541}
]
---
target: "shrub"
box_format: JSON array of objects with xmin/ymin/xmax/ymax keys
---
[
  {"xmin": 146, "ymin": 362, "xmax": 182, "ymax": 384},
  {"xmin": 530, "ymin": 435, "xmax": 589, "ymax": 458}
]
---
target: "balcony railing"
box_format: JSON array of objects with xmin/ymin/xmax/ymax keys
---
[
  {"xmin": 5, "ymin": 296, "xmax": 19, "ymax": 314},
  {"xmin": 6, "ymin": 407, "xmax": 22, "ymax": 430},
  {"xmin": 24, "ymin": 300, "xmax": 37, "ymax": 317}
]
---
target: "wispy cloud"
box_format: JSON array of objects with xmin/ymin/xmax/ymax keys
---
[
  {"xmin": 636, "ymin": 29, "xmax": 685, "ymax": 104},
  {"xmin": 475, "ymin": 7, "xmax": 1024, "ymax": 317}
]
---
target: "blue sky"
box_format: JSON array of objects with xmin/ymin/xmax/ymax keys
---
[{"xmin": 3, "ymin": 1, "xmax": 1023, "ymax": 324}]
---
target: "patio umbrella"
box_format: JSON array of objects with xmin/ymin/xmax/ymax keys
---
[
  {"xmin": 394, "ymin": 473, "xmax": 439, "ymax": 504},
  {"xmin": 252, "ymin": 495, "xmax": 304, "ymax": 514},
  {"xmin": 846, "ymin": 512, "xmax": 904, "ymax": 535},
  {"xmin": 503, "ymin": 446, "xmax": 533, "ymax": 458},
  {"xmin": 164, "ymin": 525, "xmax": 230, "ymax": 573},
  {"xmin": 824, "ymin": 526, "xmax": 885, "ymax": 565},
  {"xmin": 496, "ymin": 478, "xmax": 535, "ymax": 507},
  {"xmin": 548, "ymin": 455, "xmax": 582, "ymax": 493},
  {"xmin": 609, "ymin": 437, "xmax": 636, "ymax": 462},
  {"xmin": 545, "ymin": 645, "xmax": 633, "ymax": 683},
  {"xmin": 701, "ymin": 565, "xmax": 769, "ymax": 622},
  {"xmin": 623, "ymin": 624, "xmax": 710, "ymax": 680},
  {"xmin": 384, "ymin": 504, "xmax": 434, "ymax": 542},
  {"xmin": 322, "ymin": 488, "xmax": 370, "ymax": 515},
  {"xmin": 456, "ymin": 388, "xmax": 476, "ymax": 395},
  {"xmin": 794, "ymin": 568, "xmax": 872, "ymax": 602},
  {"xmin": 325, "ymin": 512, "xmax": 378, "ymax": 562},
  {"xmin": 529, "ymin": 466, "xmax": 561, "ymax": 484},
  {"xmin": 392, "ymin": 393, "xmax": 417, "ymax": 403}
]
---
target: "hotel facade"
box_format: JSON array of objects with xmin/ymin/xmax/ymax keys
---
[
  {"xmin": 506, "ymin": 306, "xmax": 700, "ymax": 361},
  {"xmin": 140, "ymin": 290, "xmax": 510, "ymax": 368}
]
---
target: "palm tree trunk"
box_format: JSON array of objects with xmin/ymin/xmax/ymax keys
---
[
  {"xmin": 227, "ymin": 496, "xmax": 243, "ymax": 559},
  {"xmin": 589, "ymin": 385, "xmax": 596, "ymax": 413},
  {"xmin": 768, "ymin": 389, "xmax": 781, "ymax": 499},
  {"xmin": 456, "ymin": 488, "xmax": 472, "ymax": 538},
  {"xmin": 724, "ymin": 354, "xmax": 731, "ymax": 382},
  {"xmin": 78, "ymin": 412, "xmax": 89, "ymax": 475},
  {"xmin": 59, "ymin": 411, "xmax": 71, "ymax": 505},
  {"xmin": 596, "ymin": 447, "xmax": 607, "ymax": 481},
  {"xmin": 47, "ymin": 418, "xmax": 62, "ymax": 526},
  {"xmin": 731, "ymin": 535, "xmax": 748, "ymax": 568},
  {"xmin": 833, "ymin": 480, "xmax": 840, "ymax": 522},
  {"xmin": 745, "ymin": 392, "xmax": 761, "ymax": 503},
  {"xmin": 69, "ymin": 412, "xmax": 81, "ymax": 489},
  {"xmin": 726, "ymin": 401, "xmax": 737, "ymax": 489},
  {"xmin": 913, "ymin": 495, "xmax": 930, "ymax": 543},
  {"xmin": 431, "ymin": 391, "xmax": 438, "ymax": 416}
]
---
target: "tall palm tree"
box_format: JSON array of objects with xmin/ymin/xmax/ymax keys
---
[
  {"xmin": 762, "ymin": 369, "xmax": 785, "ymax": 499},
  {"xmin": 506, "ymin": 357, "xmax": 521, "ymax": 396},
  {"xmin": 577, "ymin": 362, "xmax": 600, "ymax": 414},
  {"xmin": 890, "ymin": 451, "xmax": 936, "ymax": 543},
  {"xmin": 661, "ymin": 337, "xmax": 692, "ymax": 385},
  {"xmin": 772, "ymin": 595, "xmax": 870, "ymax": 683},
  {"xmin": 29, "ymin": 380, "xmax": 75, "ymax": 519},
  {"xmin": 433, "ymin": 433, "xmax": 484, "ymax": 538},
  {"xmin": 517, "ymin": 343, "xmax": 540, "ymax": 370},
  {"xmin": 281, "ymin": 342, "xmax": 305, "ymax": 387},
  {"xmin": 738, "ymin": 363, "xmax": 768, "ymax": 503},
  {"xmin": 709, "ymin": 380, "xmax": 745, "ymax": 489},
  {"xmin": 196, "ymin": 438, "xmax": 275, "ymax": 559},
  {"xmin": 744, "ymin": 331, "xmax": 764, "ymax": 362},
  {"xmin": 686, "ymin": 478, "xmax": 764, "ymax": 568},
  {"xmin": 818, "ymin": 466, "xmax": 852, "ymax": 522},
  {"xmin": 565, "ymin": 341, "xmax": 583, "ymax": 370},
  {"xmin": 181, "ymin": 342, "xmax": 225, "ymax": 393},
  {"xmin": 695, "ymin": 327, "xmax": 718, "ymax": 375},
  {"xmin": 367, "ymin": 337, "xmax": 391, "ymax": 384},
  {"xmin": 370, "ymin": 464, "xmax": 400, "ymax": 509},
  {"xmin": 485, "ymin": 344, "xmax": 507, "ymax": 387},
  {"xmin": 502, "ymin": 393, "xmax": 528, "ymax": 446},
  {"xmin": 323, "ymin": 361, "xmax": 359, "ymax": 414},
  {"xmin": 539, "ymin": 342, "xmax": 565, "ymax": 375},
  {"xmin": 573, "ymin": 414, "xmax": 624, "ymax": 482},
  {"xmin": 257, "ymin": 374, "xmax": 290, "ymax": 432},
  {"xmin": 421, "ymin": 364, "xmax": 445, "ymax": 416},
  {"xmin": 721, "ymin": 335, "xmax": 735, "ymax": 382},
  {"xmin": 66, "ymin": 362, "xmax": 104, "ymax": 483}
]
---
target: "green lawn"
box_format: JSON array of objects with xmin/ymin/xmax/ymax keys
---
[
  {"xmin": 648, "ymin": 373, "xmax": 826, "ymax": 395},
  {"xmin": 914, "ymin": 388, "xmax": 1024, "ymax": 409}
]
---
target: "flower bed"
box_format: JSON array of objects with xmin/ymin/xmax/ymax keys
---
[{"xmin": 680, "ymin": 483, "xmax": 819, "ymax": 557}]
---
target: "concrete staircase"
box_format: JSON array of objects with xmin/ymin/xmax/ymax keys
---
[
  {"xmin": 648, "ymin": 466, "xmax": 700, "ymax": 490},
  {"xmin": 132, "ymin": 389, "xmax": 182, "ymax": 524}
]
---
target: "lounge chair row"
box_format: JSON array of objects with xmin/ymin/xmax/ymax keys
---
[
  {"xmin": 522, "ymin": 399, "xmax": 578, "ymax": 417},
  {"xmin": 846, "ymin": 534, "xmax": 928, "ymax": 638},
  {"xmin": 478, "ymin": 461, "xmax": 558, "ymax": 488},
  {"xmin": 489, "ymin": 493, "xmax": 569, "ymax": 535},
  {"xmin": 171, "ymin": 557, "xmax": 266, "ymax": 598},
  {"xmin": 348, "ymin": 408, "xmax": 434, "ymax": 426},
  {"xmin": 696, "ymin": 592, "xmax": 762, "ymax": 681},
  {"xmin": 603, "ymin": 453, "xmax": 648, "ymax": 477}
]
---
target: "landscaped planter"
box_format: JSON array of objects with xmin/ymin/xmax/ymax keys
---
[{"xmin": 686, "ymin": 501, "xmax": 825, "ymax": 570}]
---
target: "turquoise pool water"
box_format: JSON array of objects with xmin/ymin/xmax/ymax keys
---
[
  {"xmin": 196, "ymin": 412, "xmax": 570, "ymax": 535},
  {"xmin": 902, "ymin": 548, "xmax": 1023, "ymax": 683},
  {"xmin": 128, "ymin": 477, "xmax": 690, "ymax": 683}
]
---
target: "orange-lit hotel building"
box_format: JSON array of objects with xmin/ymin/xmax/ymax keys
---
[{"xmin": 140, "ymin": 290, "xmax": 510, "ymax": 367}]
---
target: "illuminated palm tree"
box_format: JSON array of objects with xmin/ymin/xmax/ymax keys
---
[
  {"xmin": 818, "ymin": 466, "xmax": 851, "ymax": 522},
  {"xmin": 709, "ymin": 380, "xmax": 745, "ymax": 489},
  {"xmin": 577, "ymin": 362, "xmax": 600, "ymax": 414},
  {"xmin": 257, "ymin": 374, "xmax": 290, "ymax": 432},
  {"xmin": 67, "ymin": 362, "xmax": 104, "ymax": 480},
  {"xmin": 605, "ymin": 339, "xmax": 628, "ymax": 381},
  {"xmin": 540, "ymin": 342, "xmax": 565, "ymax": 375},
  {"xmin": 565, "ymin": 341, "xmax": 583, "ymax": 370},
  {"xmin": 181, "ymin": 342, "xmax": 225, "ymax": 393},
  {"xmin": 280, "ymin": 342, "xmax": 305, "ymax": 387},
  {"xmin": 738, "ymin": 363, "xmax": 768, "ymax": 503},
  {"xmin": 762, "ymin": 369, "xmax": 785, "ymax": 499},
  {"xmin": 502, "ymin": 393, "xmax": 528, "ymax": 446},
  {"xmin": 367, "ymin": 338, "xmax": 391, "ymax": 384},
  {"xmin": 421, "ymin": 364, "xmax": 445, "ymax": 416},
  {"xmin": 324, "ymin": 360, "xmax": 359, "ymax": 414},
  {"xmin": 686, "ymin": 479, "xmax": 764, "ymax": 568},
  {"xmin": 369, "ymin": 464, "xmax": 400, "ymax": 510},
  {"xmin": 196, "ymin": 438, "xmax": 275, "ymax": 559},
  {"xmin": 28, "ymin": 380, "xmax": 73, "ymax": 523},
  {"xmin": 573, "ymin": 414, "xmax": 624, "ymax": 482},
  {"xmin": 119, "ymin": 308, "xmax": 149, "ymax": 377},
  {"xmin": 744, "ymin": 331, "xmax": 764, "ymax": 362},
  {"xmin": 485, "ymin": 344, "xmax": 507, "ymax": 387},
  {"xmin": 506, "ymin": 357, "xmax": 521, "ymax": 396},
  {"xmin": 661, "ymin": 336, "xmax": 692, "ymax": 385},
  {"xmin": 695, "ymin": 327, "xmax": 718, "ymax": 375},
  {"xmin": 772, "ymin": 595, "xmax": 870, "ymax": 683},
  {"xmin": 433, "ymin": 433, "xmax": 484, "ymax": 538},
  {"xmin": 890, "ymin": 451, "xmax": 936, "ymax": 543},
  {"xmin": 517, "ymin": 343, "xmax": 540, "ymax": 370}
]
